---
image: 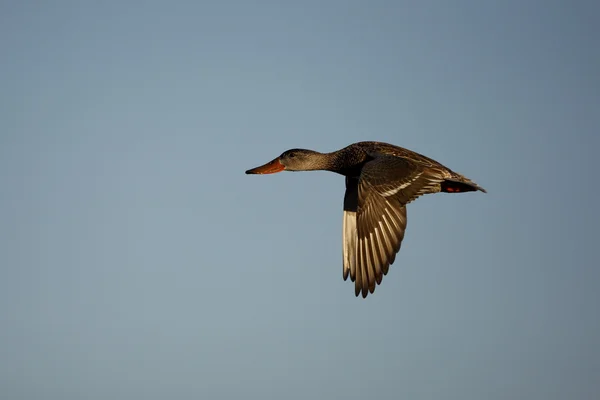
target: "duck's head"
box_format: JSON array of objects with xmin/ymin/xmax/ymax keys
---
[{"xmin": 245, "ymin": 149, "xmax": 324, "ymax": 174}]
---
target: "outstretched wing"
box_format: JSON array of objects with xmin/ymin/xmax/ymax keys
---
[{"xmin": 343, "ymin": 155, "xmax": 447, "ymax": 298}]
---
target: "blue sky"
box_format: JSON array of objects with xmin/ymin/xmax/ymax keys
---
[{"xmin": 1, "ymin": 1, "xmax": 598, "ymax": 399}]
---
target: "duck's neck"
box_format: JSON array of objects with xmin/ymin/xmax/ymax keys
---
[
  {"xmin": 313, "ymin": 148, "xmax": 366, "ymax": 176},
  {"xmin": 298, "ymin": 151, "xmax": 338, "ymax": 171}
]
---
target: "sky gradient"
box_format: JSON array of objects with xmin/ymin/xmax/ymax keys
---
[{"xmin": 1, "ymin": 1, "xmax": 599, "ymax": 399}]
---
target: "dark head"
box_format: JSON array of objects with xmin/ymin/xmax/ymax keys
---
[{"xmin": 245, "ymin": 148, "xmax": 325, "ymax": 174}]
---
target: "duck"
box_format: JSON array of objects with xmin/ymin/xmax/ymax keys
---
[{"xmin": 245, "ymin": 141, "xmax": 486, "ymax": 298}]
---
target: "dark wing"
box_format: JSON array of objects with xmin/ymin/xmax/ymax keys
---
[
  {"xmin": 345, "ymin": 155, "xmax": 448, "ymax": 298},
  {"xmin": 360, "ymin": 155, "xmax": 449, "ymax": 206}
]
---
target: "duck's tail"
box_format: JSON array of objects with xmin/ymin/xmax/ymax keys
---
[{"xmin": 441, "ymin": 174, "xmax": 487, "ymax": 194}]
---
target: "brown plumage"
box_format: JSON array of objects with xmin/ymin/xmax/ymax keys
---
[{"xmin": 246, "ymin": 141, "xmax": 486, "ymax": 298}]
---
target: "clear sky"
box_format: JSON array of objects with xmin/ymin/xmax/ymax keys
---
[{"xmin": 1, "ymin": 1, "xmax": 598, "ymax": 399}]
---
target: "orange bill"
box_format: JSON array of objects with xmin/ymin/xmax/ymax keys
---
[{"xmin": 245, "ymin": 157, "xmax": 285, "ymax": 174}]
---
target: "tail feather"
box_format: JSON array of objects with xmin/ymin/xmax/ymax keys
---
[{"xmin": 441, "ymin": 177, "xmax": 487, "ymax": 193}]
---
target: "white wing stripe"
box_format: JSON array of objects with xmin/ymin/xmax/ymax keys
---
[{"xmin": 380, "ymin": 173, "xmax": 422, "ymax": 197}]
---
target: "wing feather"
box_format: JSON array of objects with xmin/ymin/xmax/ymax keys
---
[{"xmin": 342, "ymin": 155, "xmax": 449, "ymax": 297}]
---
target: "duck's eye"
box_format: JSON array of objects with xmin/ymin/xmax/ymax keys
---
[{"xmin": 288, "ymin": 152, "xmax": 295, "ymax": 158}]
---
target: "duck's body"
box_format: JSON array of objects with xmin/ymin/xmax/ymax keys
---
[{"xmin": 246, "ymin": 141, "xmax": 485, "ymax": 298}]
